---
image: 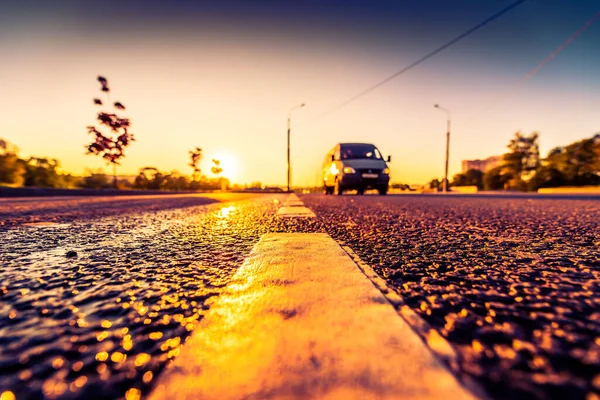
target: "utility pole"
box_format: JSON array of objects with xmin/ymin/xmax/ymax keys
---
[
  {"xmin": 434, "ymin": 104, "xmax": 451, "ymax": 193},
  {"xmin": 287, "ymin": 117, "xmax": 291, "ymax": 192},
  {"xmin": 287, "ymin": 103, "xmax": 305, "ymax": 192}
]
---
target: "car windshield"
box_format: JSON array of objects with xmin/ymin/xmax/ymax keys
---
[{"xmin": 340, "ymin": 144, "xmax": 382, "ymax": 160}]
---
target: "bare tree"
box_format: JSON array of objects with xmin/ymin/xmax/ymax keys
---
[
  {"xmin": 86, "ymin": 75, "xmax": 135, "ymax": 188},
  {"xmin": 188, "ymin": 147, "xmax": 203, "ymax": 181}
]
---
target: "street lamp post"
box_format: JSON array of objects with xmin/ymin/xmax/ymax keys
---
[
  {"xmin": 287, "ymin": 103, "xmax": 305, "ymax": 192},
  {"xmin": 434, "ymin": 104, "xmax": 451, "ymax": 193}
]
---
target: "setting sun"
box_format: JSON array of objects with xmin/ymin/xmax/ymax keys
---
[{"xmin": 211, "ymin": 153, "xmax": 239, "ymax": 181}]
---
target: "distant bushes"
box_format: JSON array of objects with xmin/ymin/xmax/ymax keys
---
[
  {"xmin": 80, "ymin": 172, "xmax": 112, "ymax": 189},
  {"xmin": 132, "ymin": 167, "xmax": 229, "ymax": 191},
  {"xmin": 0, "ymin": 139, "xmax": 25, "ymax": 186},
  {"xmin": 0, "ymin": 138, "xmax": 230, "ymax": 191},
  {"xmin": 451, "ymin": 132, "xmax": 600, "ymax": 192},
  {"xmin": 0, "ymin": 141, "xmax": 77, "ymax": 188}
]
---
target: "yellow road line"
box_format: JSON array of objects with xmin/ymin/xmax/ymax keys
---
[{"xmin": 150, "ymin": 233, "xmax": 476, "ymax": 400}]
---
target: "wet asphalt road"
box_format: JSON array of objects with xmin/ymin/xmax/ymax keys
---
[
  {"xmin": 0, "ymin": 193, "xmax": 284, "ymax": 400},
  {"xmin": 1, "ymin": 192, "xmax": 600, "ymax": 400},
  {"xmin": 0, "ymin": 194, "xmax": 262, "ymax": 228},
  {"xmin": 297, "ymin": 193, "xmax": 600, "ymax": 400}
]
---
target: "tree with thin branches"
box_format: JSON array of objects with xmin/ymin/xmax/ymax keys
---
[
  {"xmin": 85, "ymin": 75, "xmax": 134, "ymax": 188},
  {"xmin": 188, "ymin": 147, "xmax": 203, "ymax": 181}
]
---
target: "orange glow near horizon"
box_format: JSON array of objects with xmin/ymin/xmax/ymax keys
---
[
  {"xmin": 0, "ymin": 12, "xmax": 598, "ymax": 187},
  {"xmin": 211, "ymin": 152, "xmax": 239, "ymax": 181}
]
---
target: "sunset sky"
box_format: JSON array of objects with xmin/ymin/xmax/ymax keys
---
[{"xmin": 1, "ymin": 0, "xmax": 598, "ymax": 186}]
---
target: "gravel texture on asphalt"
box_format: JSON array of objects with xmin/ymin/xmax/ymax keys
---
[
  {"xmin": 0, "ymin": 194, "xmax": 262, "ymax": 228},
  {"xmin": 0, "ymin": 194, "xmax": 283, "ymax": 400},
  {"xmin": 297, "ymin": 194, "xmax": 600, "ymax": 400},
  {"xmin": 3, "ymin": 193, "xmax": 600, "ymax": 400}
]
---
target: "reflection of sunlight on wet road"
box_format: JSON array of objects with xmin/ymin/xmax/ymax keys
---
[
  {"xmin": 217, "ymin": 206, "xmax": 236, "ymax": 219},
  {"xmin": 0, "ymin": 195, "xmax": 285, "ymax": 400},
  {"xmin": 214, "ymin": 205, "xmax": 237, "ymax": 230},
  {"xmin": 0, "ymin": 193, "xmax": 260, "ymax": 229}
]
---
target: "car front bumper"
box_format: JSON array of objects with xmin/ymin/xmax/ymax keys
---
[{"xmin": 339, "ymin": 174, "xmax": 390, "ymax": 189}]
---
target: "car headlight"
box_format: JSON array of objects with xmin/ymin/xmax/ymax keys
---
[
  {"xmin": 383, "ymin": 167, "xmax": 391, "ymax": 175},
  {"xmin": 342, "ymin": 167, "xmax": 356, "ymax": 174}
]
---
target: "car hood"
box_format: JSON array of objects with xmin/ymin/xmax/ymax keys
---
[{"xmin": 341, "ymin": 159, "xmax": 388, "ymax": 169}]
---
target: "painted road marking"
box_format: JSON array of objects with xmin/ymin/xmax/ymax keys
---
[
  {"xmin": 286, "ymin": 193, "xmax": 302, "ymax": 201},
  {"xmin": 282, "ymin": 193, "xmax": 305, "ymax": 207},
  {"xmin": 282, "ymin": 200, "xmax": 305, "ymax": 207},
  {"xmin": 340, "ymin": 246, "xmax": 488, "ymax": 398},
  {"xmin": 150, "ymin": 233, "xmax": 475, "ymax": 400},
  {"xmin": 277, "ymin": 194, "xmax": 316, "ymax": 217},
  {"xmin": 277, "ymin": 206, "xmax": 316, "ymax": 217}
]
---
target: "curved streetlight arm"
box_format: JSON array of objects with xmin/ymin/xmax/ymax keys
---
[
  {"xmin": 288, "ymin": 103, "xmax": 306, "ymax": 120},
  {"xmin": 434, "ymin": 104, "xmax": 450, "ymax": 123},
  {"xmin": 433, "ymin": 103, "xmax": 449, "ymax": 113}
]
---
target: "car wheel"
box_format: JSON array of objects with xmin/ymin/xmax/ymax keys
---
[
  {"xmin": 378, "ymin": 186, "xmax": 388, "ymax": 195},
  {"xmin": 356, "ymin": 188, "xmax": 365, "ymax": 195}
]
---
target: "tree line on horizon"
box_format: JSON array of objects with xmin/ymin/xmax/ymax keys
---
[
  {"xmin": 0, "ymin": 138, "xmax": 233, "ymax": 191},
  {"xmin": 4, "ymin": 131, "xmax": 598, "ymax": 192},
  {"xmin": 432, "ymin": 131, "xmax": 600, "ymax": 192}
]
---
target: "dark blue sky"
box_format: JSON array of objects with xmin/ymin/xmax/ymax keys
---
[
  {"xmin": 3, "ymin": 0, "xmax": 598, "ymax": 82},
  {"xmin": 3, "ymin": 1, "xmax": 599, "ymax": 44}
]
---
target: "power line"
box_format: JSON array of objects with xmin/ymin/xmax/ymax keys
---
[
  {"xmin": 310, "ymin": 0, "xmax": 527, "ymax": 123},
  {"xmin": 468, "ymin": 9, "xmax": 600, "ymax": 123},
  {"xmin": 521, "ymin": 10, "xmax": 600, "ymax": 83}
]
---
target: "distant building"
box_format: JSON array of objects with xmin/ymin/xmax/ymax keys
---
[{"xmin": 461, "ymin": 155, "xmax": 502, "ymax": 173}]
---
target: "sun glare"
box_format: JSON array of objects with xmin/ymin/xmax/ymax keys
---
[{"xmin": 212, "ymin": 153, "xmax": 239, "ymax": 181}]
